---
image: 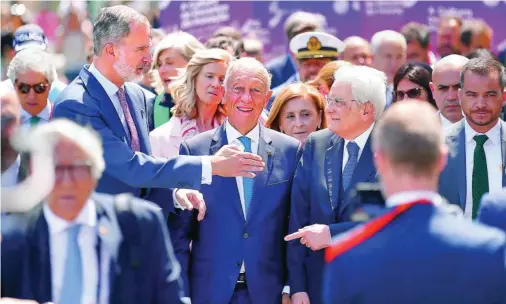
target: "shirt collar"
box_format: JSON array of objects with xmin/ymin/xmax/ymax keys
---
[
  {"xmin": 20, "ymin": 100, "xmax": 52, "ymax": 123},
  {"xmin": 464, "ymin": 119, "xmax": 501, "ymax": 145},
  {"xmin": 43, "ymin": 199, "xmax": 97, "ymax": 235},
  {"xmin": 438, "ymin": 112, "xmax": 453, "ymax": 128},
  {"xmin": 386, "ymin": 190, "xmax": 444, "ymax": 208},
  {"xmin": 225, "ymin": 120, "xmax": 260, "ymax": 147},
  {"xmin": 89, "ymin": 63, "xmax": 121, "ymax": 97},
  {"xmin": 344, "ymin": 122, "xmax": 374, "ymax": 152}
]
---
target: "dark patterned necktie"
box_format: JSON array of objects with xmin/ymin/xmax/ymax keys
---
[
  {"xmin": 472, "ymin": 134, "xmax": 489, "ymax": 219},
  {"xmin": 117, "ymin": 87, "xmax": 140, "ymax": 151},
  {"xmin": 343, "ymin": 141, "xmax": 359, "ymax": 191}
]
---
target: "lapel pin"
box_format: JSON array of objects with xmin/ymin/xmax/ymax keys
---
[{"xmin": 99, "ymin": 225, "xmax": 108, "ymax": 235}]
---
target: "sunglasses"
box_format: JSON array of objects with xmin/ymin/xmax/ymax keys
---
[
  {"xmin": 54, "ymin": 163, "xmax": 92, "ymax": 183},
  {"xmin": 16, "ymin": 82, "xmax": 49, "ymax": 94},
  {"xmin": 395, "ymin": 87, "xmax": 423, "ymax": 100}
]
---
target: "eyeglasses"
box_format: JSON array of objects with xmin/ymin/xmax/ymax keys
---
[
  {"xmin": 325, "ymin": 96, "xmax": 358, "ymax": 108},
  {"xmin": 16, "ymin": 82, "xmax": 49, "ymax": 94},
  {"xmin": 395, "ymin": 87, "xmax": 423, "ymax": 100},
  {"xmin": 54, "ymin": 163, "xmax": 92, "ymax": 183}
]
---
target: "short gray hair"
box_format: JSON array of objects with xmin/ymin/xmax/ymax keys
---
[
  {"xmin": 224, "ymin": 57, "xmax": 272, "ymax": 92},
  {"xmin": 93, "ymin": 5, "xmax": 149, "ymax": 55},
  {"xmin": 333, "ymin": 65, "xmax": 387, "ymax": 120},
  {"xmin": 14, "ymin": 119, "xmax": 105, "ymax": 179},
  {"xmin": 7, "ymin": 49, "xmax": 57, "ymax": 84},
  {"xmin": 370, "ymin": 30, "xmax": 407, "ymax": 55},
  {"xmin": 460, "ymin": 58, "xmax": 506, "ymax": 91}
]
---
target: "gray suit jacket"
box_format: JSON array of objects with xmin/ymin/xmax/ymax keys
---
[{"xmin": 438, "ymin": 119, "xmax": 506, "ymax": 209}]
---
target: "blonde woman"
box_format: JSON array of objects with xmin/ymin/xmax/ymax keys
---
[
  {"xmin": 308, "ymin": 60, "xmax": 352, "ymax": 96},
  {"xmin": 265, "ymin": 83, "xmax": 327, "ymax": 144},
  {"xmin": 150, "ymin": 48, "xmax": 234, "ymax": 158},
  {"xmin": 150, "ymin": 31, "xmax": 205, "ymax": 128}
]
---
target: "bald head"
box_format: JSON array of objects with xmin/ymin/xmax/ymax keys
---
[
  {"xmin": 430, "ymin": 54, "xmax": 469, "ymax": 123},
  {"xmin": 373, "ymin": 100, "xmax": 446, "ymax": 178},
  {"xmin": 341, "ymin": 36, "xmax": 372, "ymax": 66}
]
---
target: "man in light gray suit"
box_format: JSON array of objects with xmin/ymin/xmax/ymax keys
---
[{"xmin": 439, "ymin": 58, "xmax": 506, "ymax": 219}]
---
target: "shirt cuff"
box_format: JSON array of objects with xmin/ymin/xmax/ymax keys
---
[
  {"xmin": 173, "ymin": 188, "xmax": 185, "ymax": 210},
  {"xmin": 282, "ymin": 285, "xmax": 290, "ymax": 294},
  {"xmin": 201, "ymin": 156, "xmax": 212, "ymax": 185}
]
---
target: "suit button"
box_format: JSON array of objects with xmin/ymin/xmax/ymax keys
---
[{"xmin": 243, "ymin": 233, "xmax": 249, "ymax": 238}]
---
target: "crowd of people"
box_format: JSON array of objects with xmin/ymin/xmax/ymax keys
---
[{"xmin": 2, "ymin": 3, "xmax": 506, "ymax": 304}]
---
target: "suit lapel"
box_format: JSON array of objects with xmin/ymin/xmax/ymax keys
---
[
  {"xmin": 246, "ymin": 126, "xmax": 274, "ymax": 223},
  {"xmin": 447, "ymin": 121, "xmax": 467, "ymax": 210},
  {"xmin": 501, "ymin": 121, "xmax": 506, "ymax": 187},
  {"xmin": 79, "ymin": 66, "xmax": 128, "ymax": 142},
  {"xmin": 344, "ymin": 135, "xmax": 376, "ymax": 200},
  {"xmin": 210, "ymin": 125, "xmax": 245, "ymax": 220},
  {"xmin": 124, "ymin": 84, "xmax": 150, "ymax": 154},
  {"xmin": 325, "ymin": 134, "xmax": 343, "ymax": 212},
  {"xmin": 26, "ymin": 205, "xmax": 52, "ymax": 303}
]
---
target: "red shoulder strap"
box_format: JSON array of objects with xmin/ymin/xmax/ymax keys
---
[{"xmin": 325, "ymin": 199, "xmax": 431, "ymax": 263}]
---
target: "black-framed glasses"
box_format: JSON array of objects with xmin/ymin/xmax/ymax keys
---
[
  {"xmin": 16, "ymin": 82, "xmax": 49, "ymax": 94},
  {"xmin": 396, "ymin": 87, "xmax": 423, "ymax": 100},
  {"xmin": 55, "ymin": 162, "xmax": 92, "ymax": 183}
]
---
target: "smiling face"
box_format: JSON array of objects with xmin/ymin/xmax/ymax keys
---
[
  {"xmin": 459, "ymin": 69, "xmax": 506, "ymax": 133},
  {"xmin": 278, "ymin": 96, "xmax": 321, "ymax": 144},
  {"xmin": 157, "ymin": 48, "xmax": 189, "ymax": 92},
  {"xmin": 195, "ymin": 61, "xmax": 228, "ymax": 106},
  {"xmin": 224, "ymin": 68, "xmax": 272, "ymax": 135}
]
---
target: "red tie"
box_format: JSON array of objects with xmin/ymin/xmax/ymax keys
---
[
  {"xmin": 117, "ymin": 87, "xmax": 140, "ymax": 152},
  {"xmin": 325, "ymin": 199, "xmax": 432, "ymax": 263}
]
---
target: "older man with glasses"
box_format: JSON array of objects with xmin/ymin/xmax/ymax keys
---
[{"xmin": 284, "ymin": 65, "xmax": 386, "ymax": 304}]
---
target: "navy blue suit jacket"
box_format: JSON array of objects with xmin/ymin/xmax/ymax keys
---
[
  {"xmin": 1, "ymin": 193, "xmax": 186, "ymax": 304},
  {"xmin": 265, "ymin": 54, "xmax": 297, "ymax": 89},
  {"xmin": 287, "ymin": 129, "xmax": 377, "ymax": 303},
  {"xmin": 478, "ymin": 190, "xmax": 506, "ymax": 232},
  {"xmin": 177, "ymin": 123, "xmax": 301, "ymax": 304},
  {"xmin": 323, "ymin": 203, "xmax": 506, "ymax": 304},
  {"xmin": 53, "ymin": 66, "xmax": 203, "ymax": 216},
  {"xmin": 439, "ymin": 120, "xmax": 506, "ymax": 210}
]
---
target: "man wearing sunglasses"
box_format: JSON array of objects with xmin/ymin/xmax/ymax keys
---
[{"xmin": 7, "ymin": 48, "xmax": 56, "ymax": 131}]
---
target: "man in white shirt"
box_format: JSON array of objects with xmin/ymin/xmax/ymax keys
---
[
  {"xmin": 430, "ymin": 54, "xmax": 469, "ymax": 128},
  {"xmin": 324, "ymin": 100, "xmax": 506, "ymax": 304},
  {"xmin": 174, "ymin": 57, "xmax": 301, "ymax": 304},
  {"xmin": 439, "ymin": 58, "xmax": 506, "ymax": 219},
  {"xmin": 1, "ymin": 119, "xmax": 189, "ymax": 304}
]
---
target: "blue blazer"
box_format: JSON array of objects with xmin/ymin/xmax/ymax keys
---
[
  {"xmin": 323, "ymin": 204, "xmax": 506, "ymax": 304},
  {"xmin": 1, "ymin": 193, "xmax": 186, "ymax": 304},
  {"xmin": 439, "ymin": 120, "xmax": 506, "ymax": 210},
  {"xmin": 287, "ymin": 129, "xmax": 377, "ymax": 303},
  {"xmin": 266, "ymin": 73, "xmax": 298, "ymax": 112},
  {"xmin": 177, "ymin": 123, "xmax": 301, "ymax": 304},
  {"xmin": 478, "ymin": 190, "xmax": 506, "ymax": 232},
  {"xmin": 53, "ymin": 66, "xmax": 203, "ymax": 215},
  {"xmin": 265, "ymin": 54, "xmax": 297, "ymax": 89}
]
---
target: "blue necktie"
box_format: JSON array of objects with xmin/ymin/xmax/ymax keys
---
[
  {"xmin": 59, "ymin": 224, "xmax": 83, "ymax": 304},
  {"xmin": 239, "ymin": 136, "xmax": 254, "ymax": 217},
  {"xmin": 342, "ymin": 141, "xmax": 359, "ymax": 191}
]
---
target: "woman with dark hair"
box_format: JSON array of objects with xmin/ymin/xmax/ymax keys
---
[{"xmin": 393, "ymin": 63, "xmax": 437, "ymax": 108}]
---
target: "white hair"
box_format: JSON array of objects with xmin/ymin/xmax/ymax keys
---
[
  {"xmin": 224, "ymin": 57, "xmax": 272, "ymax": 91},
  {"xmin": 7, "ymin": 48, "xmax": 57, "ymax": 84},
  {"xmin": 12, "ymin": 119, "xmax": 105, "ymax": 179},
  {"xmin": 333, "ymin": 65, "xmax": 387, "ymax": 120},
  {"xmin": 370, "ymin": 30, "xmax": 407, "ymax": 55}
]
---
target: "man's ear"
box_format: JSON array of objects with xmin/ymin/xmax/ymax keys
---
[{"xmin": 264, "ymin": 90, "xmax": 273, "ymax": 108}]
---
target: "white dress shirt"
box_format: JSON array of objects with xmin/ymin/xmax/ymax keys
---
[
  {"xmin": 438, "ymin": 111, "xmax": 454, "ymax": 129},
  {"xmin": 43, "ymin": 200, "xmax": 110, "ymax": 304},
  {"xmin": 20, "ymin": 100, "xmax": 53, "ymax": 131},
  {"xmin": 342, "ymin": 123, "xmax": 374, "ymax": 172},
  {"xmin": 464, "ymin": 119, "xmax": 503, "ymax": 218},
  {"xmin": 1, "ymin": 155, "xmax": 20, "ymax": 187},
  {"xmin": 386, "ymin": 190, "xmax": 445, "ymax": 208},
  {"xmin": 88, "ymin": 64, "xmax": 211, "ymax": 184}
]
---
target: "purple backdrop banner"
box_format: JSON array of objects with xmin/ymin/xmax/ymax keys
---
[{"xmin": 159, "ymin": 1, "xmax": 506, "ymax": 62}]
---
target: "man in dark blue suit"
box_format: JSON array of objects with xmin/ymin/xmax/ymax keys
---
[
  {"xmin": 284, "ymin": 65, "xmax": 386, "ymax": 304},
  {"xmin": 439, "ymin": 58, "xmax": 506, "ymax": 218},
  {"xmin": 324, "ymin": 100, "xmax": 506, "ymax": 304},
  {"xmin": 1, "ymin": 120, "xmax": 189, "ymax": 304},
  {"xmin": 173, "ymin": 57, "xmax": 301, "ymax": 304},
  {"xmin": 478, "ymin": 190, "xmax": 506, "ymax": 231},
  {"xmin": 52, "ymin": 5, "xmax": 264, "ymax": 217},
  {"xmin": 265, "ymin": 11, "xmax": 321, "ymax": 89}
]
